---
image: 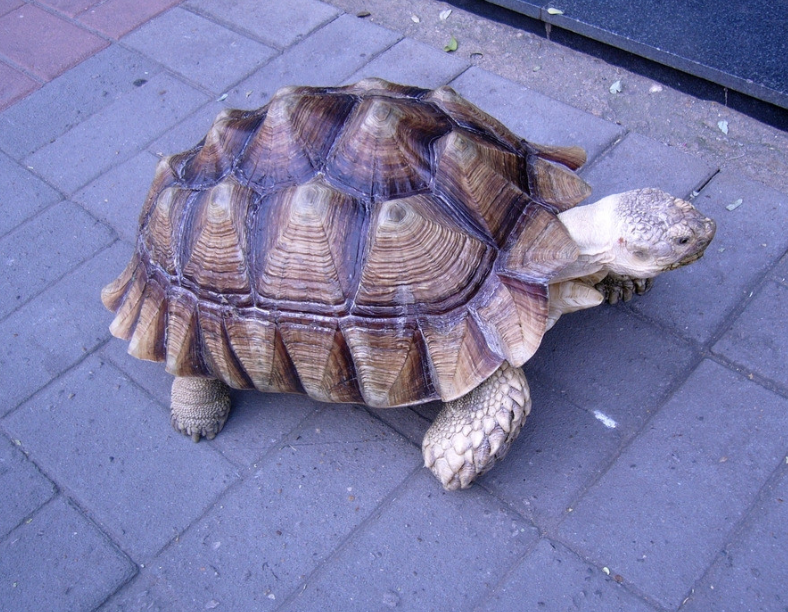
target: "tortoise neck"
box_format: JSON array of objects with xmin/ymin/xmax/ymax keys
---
[{"xmin": 554, "ymin": 195, "xmax": 619, "ymax": 282}]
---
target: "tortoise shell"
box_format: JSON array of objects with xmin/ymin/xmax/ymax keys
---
[{"xmin": 102, "ymin": 78, "xmax": 589, "ymax": 408}]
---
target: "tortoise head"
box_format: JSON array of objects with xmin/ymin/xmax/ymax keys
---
[{"xmin": 608, "ymin": 188, "xmax": 716, "ymax": 278}]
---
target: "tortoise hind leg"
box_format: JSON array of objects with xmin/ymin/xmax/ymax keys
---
[
  {"xmin": 171, "ymin": 377, "xmax": 231, "ymax": 442},
  {"xmin": 422, "ymin": 362, "xmax": 531, "ymax": 490}
]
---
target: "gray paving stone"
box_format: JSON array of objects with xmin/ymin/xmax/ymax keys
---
[
  {"xmin": 0, "ymin": 496, "xmax": 134, "ymax": 612},
  {"xmin": 103, "ymin": 405, "xmax": 420, "ymax": 610},
  {"xmin": 478, "ymin": 538, "xmax": 656, "ymax": 612},
  {"xmin": 100, "ymin": 287, "xmax": 325, "ymax": 467},
  {"xmin": 556, "ymin": 359, "xmax": 788, "ymax": 610},
  {"xmin": 0, "ymin": 241, "xmax": 128, "ymax": 415},
  {"xmin": 0, "ymin": 44, "xmax": 160, "ymax": 160},
  {"xmin": 449, "ymin": 67, "xmax": 624, "ymax": 163},
  {"xmin": 631, "ymin": 171, "xmax": 788, "ymax": 345},
  {"xmin": 124, "ymin": 8, "xmax": 278, "ymax": 94},
  {"xmin": 345, "ymin": 37, "xmax": 470, "ymax": 88},
  {"xmin": 0, "ymin": 151, "xmax": 61, "ymax": 238},
  {"xmin": 775, "ymin": 253, "xmax": 788, "ymax": 286},
  {"xmin": 683, "ymin": 469, "xmax": 788, "ymax": 612},
  {"xmin": 148, "ymin": 99, "xmax": 225, "ymax": 157},
  {"xmin": 73, "ymin": 150, "xmax": 160, "ymax": 244},
  {"xmin": 3, "ymin": 356, "xmax": 239, "ymax": 562},
  {"xmin": 0, "ymin": 435, "xmax": 56, "ymax": 538},
  {"xmin": 369, "ymin": 404, "xmax": 432, "ymax": 447},
  {"xmin": 185, "ymin": 0, "xmax": 339, "ymax": 49},
  {"xmin": 480, "ymin": 378, "xmax": 622, "ymax": 527},
  {"xmin": 713, "ymin": 281, "xmax": 788, "ymax": 390},
  {"xmin": 210, "ymin": 390, "xmax": 321, "ymax": 467},
  {"xmin": 0, "ymin": 200, "xmax": 114, "ymax": 321},
  {"xmin": 24, "ymin": 72, "xmax": 208, "ymax": 195},
  {"xmin": 579, "ymin": 131, "xmax": 717, "ymax": 199},
  {"xmin": 527, "ymin": 303, "xmax": 697, "ymax": 435},
  {"xmin": 224, "ymin": 14, "xmax": 401, "ymax": 108},
  {"xmin": 100, "ymin": 337, "xmax": 173, "ymax": 408},
  {"xmin": 279, "ymin": 470, "xmax": 538, "ymax": 612}
]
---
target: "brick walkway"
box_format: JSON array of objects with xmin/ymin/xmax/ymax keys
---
[{"xmin": 1, "ymin": 1, "xmax": 787, "ymax": 611}]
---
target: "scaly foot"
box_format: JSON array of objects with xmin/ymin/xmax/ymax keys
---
[
  {"xmin": 170, "ymin": 377, "xmax": 231, "ymax": 442},
  {"xmin": 422, "ymin": 362, "xmax": 531, "ymax": 490}
]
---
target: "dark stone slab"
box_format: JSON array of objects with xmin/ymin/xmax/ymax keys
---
[
  {"xmin": 278, "ymin": 470, "xmax": 538, "ymax": 612},
  {"xmin": 713, "ymin": 281, "xmax": 788, "ymax": 390},
  {"xmin": 102, "ymin": 406, "xmax": 420, "ymax": 610},
  {"xmin": 682, "ymin": 469, "xmax": 788, "ymax": 612},
  {"xmin": 557, "ymin": 359, "xmax": 788, "ymax": 610},
  {"xmin": 485, "ymin": 0, "xmax": 788, "ymax": 109},
  {"xmin": 0, "ymin": 436, "xmax": 56, "ymax": 538},
  {"xmin": 3, "ymin": 356, "xmax": 239, "ymax": 562},
  {"xmin": 0, "ymin": 496, "xmax": 135, "ymax": 612},
  {"xmin": 478, "ymin": 538, "xmax": 657, "ymax": 612}
]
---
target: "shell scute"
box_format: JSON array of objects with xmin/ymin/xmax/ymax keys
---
[
  {"xmin": 340, "ymin": 322, "xmax": 436, "ymax": 407},
  {"xmin": 170, "ymin": 108, "xmax": 266, "ymax": 187},
  {"xmin": 251, "ymin": 180, "xmax": 364, "ymax": 314},
  {"xmin": 500, "ymin": 204, "xmax": 579, "ymax": 281},
  {"xmin": 165, "ymin": 290, "xmax": 208, "ymax": 378},
  {"xmin": 419, "ymin": 311, "xmax": 501, "ymax": 401},
  {"xmin": 527, "ymin": 155, "xmax": 591, "ymax": 212},
  {"xmin": 324, "ymin": 95, "xmax": 450, "ymax": 199},
  {"xmin": 238, "ymin": 91, "xmax": 356, "ymax": 190},
  {"xmin": 180, "ymin": 181, "xmax": 254, "ymax": 298},
  {"xmin": 279, "ymin": 319, "xmax": 364, "ymax": 404},
  {"xmin": 222, "ymin": 311, "xmax": 305, "ymax": 394},
  {"xmin": 197, "ymin": 303, "xmax": 255, "ymax": 390},
  {"xmin": 433, "ymin": 130, "xmax": 530, "ymax": 245},
  {"xmin": 354, "ymin": 194, "xmax": 492, "ymax": 317},
  {"xmin": 127, "ymin": 275, "xmax": 167, "ymax": 362}
]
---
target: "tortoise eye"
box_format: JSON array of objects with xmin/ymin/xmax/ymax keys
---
[{"xmin": 676, "ymin": 236, "xmax": 690, "ymax": 245}]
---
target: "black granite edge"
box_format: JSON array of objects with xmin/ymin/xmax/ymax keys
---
[{"xmin": 483, "ymin": 0, "xmax": 788, "ymax": 111}]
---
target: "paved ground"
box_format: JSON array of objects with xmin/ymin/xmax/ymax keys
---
[{"xmin": 1, "ymin": 1, "xmax": 787, "ymax": 611}]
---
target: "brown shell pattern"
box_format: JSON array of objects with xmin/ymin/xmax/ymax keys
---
[{"xmin": 102, "ymin": 78, "xmax": 589, "ymax": 407}]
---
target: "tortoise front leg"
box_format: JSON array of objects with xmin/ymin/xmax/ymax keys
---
[
  {"xmin": 594, "ymin": 273, "xmax": 654, "ymax": 304},
  {"xmin": 422, "ymin": 362, "xmax": 531, "ymax": 490},
  {"xmin": 170, "ymin": 377, "xmax": 231, "ymax": 442}
]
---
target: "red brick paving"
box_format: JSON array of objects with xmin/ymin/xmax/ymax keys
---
[
  {"xmin": 0, "ymin": 0, "xmax": 189, "ymax": 111},
  {"xmin": 0, "ymin": 4, "xmax": 108, "ymax": 80},
  {"xmin": 77, "ymin": 0, "xmax": 183, "ymax": 40},
  {"xmin": 0, "ymin": 60, "xmax": 39, "ymax": 111},
  {"xmin": 37, "ymin": 0, "xmax": 101, "ymax": 18}
]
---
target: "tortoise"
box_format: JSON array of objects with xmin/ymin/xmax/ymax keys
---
[{"xmin": 102, "ymin": 78, "xmax": 715, "ymax": 490}]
